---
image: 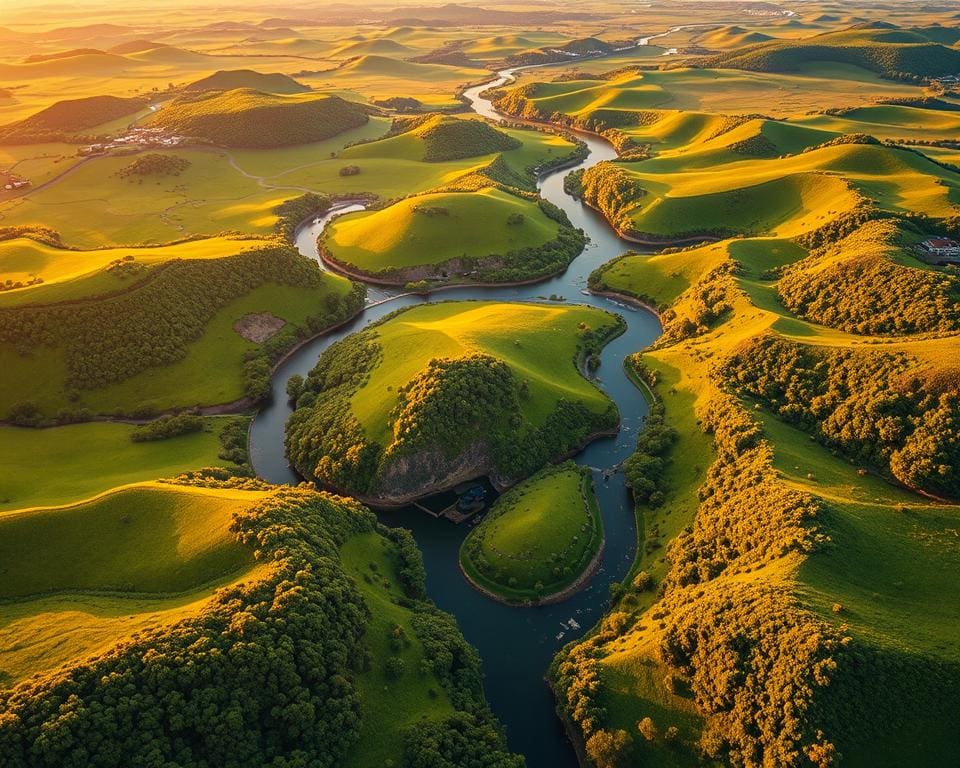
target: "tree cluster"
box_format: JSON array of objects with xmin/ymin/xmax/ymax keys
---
[
  {"xmin": 130, "ymin": 412, "xmax": 204, "ymax": 442},
  {"xmin": 118, "ymin": 153, "xmax": 191, "ymax": 179},
  {"xmin": 721, "ymin": 334, "xmax": 960, "ymax": 499}
]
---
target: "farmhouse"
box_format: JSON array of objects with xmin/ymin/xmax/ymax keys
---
[
  {"xmin": 918, "ymin": 237, "xmax": 960, "ymax": 265},
  {"xmin": 3, "ymin": 175, "xmax": 30, "ymax": 190}
]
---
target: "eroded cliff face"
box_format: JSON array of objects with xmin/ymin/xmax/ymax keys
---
[{"xmin": 370, "ymin": 440, "xmax": 497, "ymax": 505}]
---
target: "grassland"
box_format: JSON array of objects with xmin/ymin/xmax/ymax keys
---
[
  {"xmin": 459, "ymin": 462, "xmax": 602, "ymax": 602},
  {"xmin": 322, "ymin": 187, "xmax": 563, "ymax": 279},
  {"xmin": 0, "ymin": 418, "xmax": 239, "ymax": 509},
  {"xmin": 495, "ymin": 64, "xmax": 921, "ymax": 121},
  {"xmin": 0, "ymin": 235, "xmax": 262, "ymax": 305},
  {"xmin": 0, "ymin": 483, "xmax": 264, "ymax": 685}
]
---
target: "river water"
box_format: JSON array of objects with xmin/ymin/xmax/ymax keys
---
[{"xmin": 249, "ymin": 64, "xmax": 662, "ymax": 768}]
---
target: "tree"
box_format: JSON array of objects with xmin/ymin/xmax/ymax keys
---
[{"xmin": 586, "ymin": 729, "xmax": 631, "ymax": 768}]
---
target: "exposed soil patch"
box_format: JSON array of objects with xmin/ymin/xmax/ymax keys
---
[{"xmin": 233, "ymin": 312, "xmax": 285, "ymax": 343}]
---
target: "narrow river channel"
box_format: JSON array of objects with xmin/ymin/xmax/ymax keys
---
[{"xmin": 249, "ymin": 61, "xmax": 663, "ymax": 768}]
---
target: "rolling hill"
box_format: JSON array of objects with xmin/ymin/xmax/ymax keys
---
[
  {"xmin": 698, "ymin": 23, "xmax": 960, "ymax": 78},
  {"xmin": 320, "ymin": 186, "xmax": 580, "ymax": 283},
  {"xmin": 0, "ymin": 94, "xmax": 149, "ymax": 141},
  {"xmin": 148, "ymin": 88, "xmax": 370, "ymax": 147},
  {"xmin": 0, "ymin": 481, "xmax": 522, "ymax": 768},
  {"xmin": 285, "ymin": 301, "xmax": 622, "ymax": 504},
  {"xmin": 183, "ymin": 68, "xmax": 310, "ymax": 94}
]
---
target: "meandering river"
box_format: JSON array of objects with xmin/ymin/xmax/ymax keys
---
[{"xmin": 249, "ymin": 62, "xmax": 662, "ymax": 768}]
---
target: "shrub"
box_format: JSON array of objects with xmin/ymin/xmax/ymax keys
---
[{"xmin": 130, "ymin": 413, "xmax": 204, "ymax": 442}]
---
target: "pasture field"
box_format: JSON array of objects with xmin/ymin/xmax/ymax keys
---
[
  {"xmin": 459, "ymin": 462, "xmax": 602, "ymax": 601},
  {"xmin": 0, "ymin": 483, "xmax": 264, "ymax": 685},
  {"xmin": 0, "ymin": 418, "xmax": 241, "ymax": 510},
  {"xmin": 0, "ymin": 122, "xmax": 575, "ymax": 248}
]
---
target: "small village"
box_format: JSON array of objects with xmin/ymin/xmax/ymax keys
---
[
  {"xmin": 80, "ymin": 126, "xmax": 187, "ymax": 156},
  {"xmin": 917, "ymin": 236, "xmax": 960, "ymax": 265}
]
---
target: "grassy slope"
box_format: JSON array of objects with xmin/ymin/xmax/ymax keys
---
[
  {"xmin": 339, "ymin": 532, "xmax": 455, "ymax": 767},
  {"xmin": 600, "ymin": 140, "xmax": 960, "ymax": 239},
  {"xmin": 323, "ymin": 187, "xmax": 559, "ymax": 273},
  {"xmin": 0, "ymin": 483, "xmax": 265, "ymax": 686},
  {"xmin": 460, "ymin": 464, "xmax": 602, "ymax": 600},
  {"xmin": 0, "ymin": 273, "xmax": 354, "ymax": 416},
  {"xmin": 584, "ymin": 234, "xmax": 960, "ymax": 765},
  {"xmin": 351, "ymin": 301, "xmax": 617, "ymax": 446},
  {"xmin": 509, "ymin": 65, "xmax": 920, "ymax": 119},
  {"xmin": 0, "ymin": 418, "xmax": 237, "ymax": 510},
  {"xmin": 0, "ymin": 235, "xmax": 263, "ymax": 306}
]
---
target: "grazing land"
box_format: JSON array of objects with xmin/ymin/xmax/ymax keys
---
[
  {"xmin": 460, "ymin": 462, "xmax": 602, "ymax": 602},
  {"xmin": 0, "ymin": 418, "xmax": 241, "ymax": 509}
]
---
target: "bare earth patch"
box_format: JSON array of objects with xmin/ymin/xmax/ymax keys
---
[{"xmin": 233, "ymin": 312, "xmax": 285, "ymax": 343}]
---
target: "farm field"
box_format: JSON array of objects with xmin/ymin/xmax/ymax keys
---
[
  {"xmin": 460, "ymin": 462, "xmax": 602, "ymax": 602},
  {"xmin": 3, "ymin": 3, "xmax": 960, "ymax": 768}
]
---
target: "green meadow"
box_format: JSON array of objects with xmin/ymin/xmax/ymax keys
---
[
  {"xmin": 0, "ymin": 418, "xmax": 238, "ymax": 509},
  {"xmin": 460, "ymin": 462, "xmax": 602, "ymax": 601}
]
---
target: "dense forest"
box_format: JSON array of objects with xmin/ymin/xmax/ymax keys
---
[
  {"xmin": 405, "ymin": 115, "xmax": 523, "ymax": 162},
  {"xmin": 0, "ymin": 483, "xmax": 522, "ymax": 768},
  {"xmin": 777, "ymin": 221, "xmax": 960, "ymax": 335}
]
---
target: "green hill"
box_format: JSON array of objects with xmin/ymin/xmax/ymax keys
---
[
  {"xmin": 0, "ymin": 481, "xmax": 522, "ymax": 768},
  {"xmin": 0, "ymin": 240, "xmax": 365, "ymax": 418},
  {"xmin": 148, "ymin": 88, "xmax": 370, "ymax": 148},
  {"xmin": 0, "ymin": 94, "xmax": 149, "ymax": 142},
  {"xmin": 285, "ymin": 301, "xmax": 622, "ymax": 504},
  {"xmin": 345, "ymin": 115, "xmax": 522, "ymax": 162},
  {"xmin": 321, "ymin": 186, "xmax": 583, "ymax": 284},
  {"xmin": 698, "ymin": 24, "xmax": 960, "ymax": 78},
  {"xmin": 183, "ymin": 69, "xmax": 310, "ymax": 94},
  {"xmin": 459, "ymin": 462, "xmax": 602, "ymax": 602}
]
